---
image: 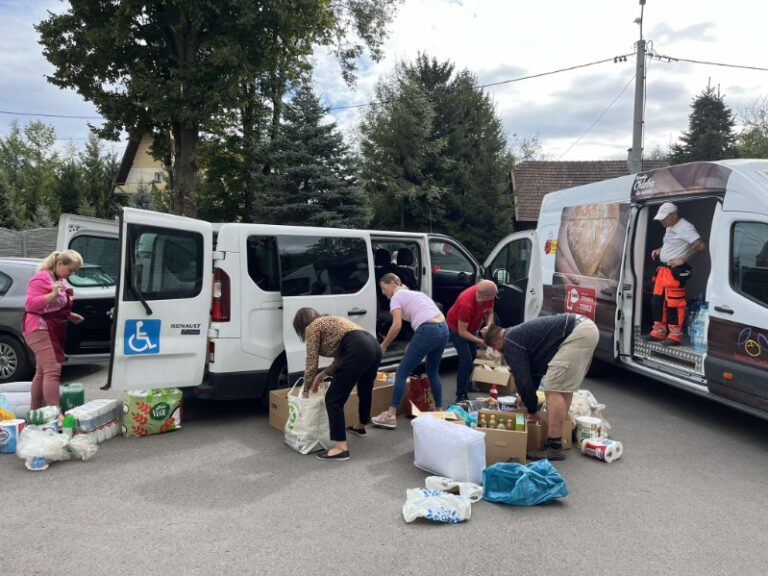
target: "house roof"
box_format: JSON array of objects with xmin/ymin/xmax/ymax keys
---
[
  {"xmin": 511, "ymin": 160, "xmax": 669, "ymax": 221},
  {"xmin": 114, "ymin": 137, "xmax": 141, "ymax": 185}
]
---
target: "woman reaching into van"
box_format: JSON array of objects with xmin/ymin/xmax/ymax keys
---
[
  {"xmin": 293, "ymin": 308, "xmax": 382, "ymax": 462},
  {"xmin": 371, "ymin": 273, "xmax": 449, "ymax": 430}
]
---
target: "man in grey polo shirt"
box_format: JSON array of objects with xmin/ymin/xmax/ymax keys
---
[{"xmin": 483, "ymin": 313, "xmax": 599, "ymax": 461}]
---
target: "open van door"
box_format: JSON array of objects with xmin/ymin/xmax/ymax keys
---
[
  {"xmin": 280, "ymin": 229, "xmax": 377, "ymax": 380},
  {"xmin": 57, "ymin": 214, "xmax": 119, "ymax": 361},
  {"xmin": 108, "ymin": 208, "xmax": 213, "ymax": 391},
  {"xmin": 484, "ymin": 231, "xmax": 541, "ymax": 327}
]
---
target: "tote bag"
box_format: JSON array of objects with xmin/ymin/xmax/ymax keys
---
[{"xmin": 284, "ymin": 378, "xmax": 332, "ymax": 454}]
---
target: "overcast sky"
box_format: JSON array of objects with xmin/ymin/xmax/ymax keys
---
[{"xmin": 1, "ymin": 0, "xmax": 766, "ymax": 162}]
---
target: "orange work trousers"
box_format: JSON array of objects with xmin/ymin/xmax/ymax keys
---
[{"xmin": 650, "ymin": 264, "xmax": 691, "ymax": 343}]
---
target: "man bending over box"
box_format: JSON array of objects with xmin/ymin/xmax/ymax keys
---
[{"xmin": 483, "ymin": 314, "xmax": 599, "ymax": 461}]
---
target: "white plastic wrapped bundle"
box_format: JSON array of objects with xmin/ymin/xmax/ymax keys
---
[{"xmin": 412, "ymin": 414, "xmax": 485, "ymax": 485}]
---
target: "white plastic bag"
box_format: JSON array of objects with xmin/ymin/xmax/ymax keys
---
[
  {"xmin": 402, "ymin": 488, "xmax": 472, "ymax": 523},
  {"xmin": 424, "ymin": 476, "xmax": 484, "ymax": 502},
  {"xmin": 16, "ymin": 426, "xmax": 71, "ymax": 469},
  {"xmin": 568, "ymin": 389, "xmax": 611, "ymax": 435},
  {"xmin": 284, "ymin": 378, "xmax": 332, "ymax": 454},
  {"xmin": 67, "ymin": 434, "xmax": 99, "ymax": 461},
  {"xmin": 412, "ymin": 415, "xmax": 485, "ymax": 485}
]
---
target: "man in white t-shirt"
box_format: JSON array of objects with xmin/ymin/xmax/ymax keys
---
[{"xmin": 647, "ymin": 202, "xmax": 705, "ymax": 346}]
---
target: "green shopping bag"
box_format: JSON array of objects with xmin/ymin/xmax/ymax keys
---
[{"xmin": 122, "ymin": 388, "xmax": 183, "ymax": 438}]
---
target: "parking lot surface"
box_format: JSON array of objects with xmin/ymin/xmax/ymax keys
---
[{"xmin": 3, "ymin": 362, "xmax": 767, "ymax": 576}]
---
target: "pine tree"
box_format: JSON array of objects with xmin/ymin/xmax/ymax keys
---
[
  {"xmin": 264, "ymin": 83, "xmax": 368, "ymax": 228},
  {"xmin": 0, "ymin": 170, "xmax": 17, "ymax": 229},
  {"xmin": 360, "ymin": 54, "xmax": 515, "ymax": 257},
  {"xmin": 670, "ymin": 86, "xmax": 737, "ymax": 164},
  {"xmin": 54, "ymin": 160, "xmax": 84, "ymax": 217},
  {"xmin": 80, "ymin": 133, "xmax": 119, "ymax": 218}
]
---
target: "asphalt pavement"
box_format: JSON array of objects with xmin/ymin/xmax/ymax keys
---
[{"xmin": 2, "ymin": 361, "xmax": 767, "ymax": 576}]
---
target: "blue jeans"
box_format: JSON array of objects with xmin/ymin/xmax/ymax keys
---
[
  {"xmin": 391, "ymin": 322, "xmax": 449, "ymax": 409},
  {"xmin": 450, "ymin": 329, "xmax": 477, "ymax": 397}
]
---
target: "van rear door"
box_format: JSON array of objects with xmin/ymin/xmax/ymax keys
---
[
  {"xmin": 280, "ymin": 229, "xmax": 376, "ymax": 380},
  {"xmin": 108, "ymin": 208, "xmax": 213, "ymax": 391},
  {"xmin": 56, "ymin": 214, "xmax": 119, "ymax": 360}
]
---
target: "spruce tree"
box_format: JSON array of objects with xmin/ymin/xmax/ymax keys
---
[
  {"xmin": 670, "ymin": 86, "xmax": 737, "ymax": 164},
  {"xmin": 0, "ymin": 170, "xmax": 17, "ymax": 229},
  {"xmin": 264, "ymin": 83, "xmax": 368, "ymax": 228}
]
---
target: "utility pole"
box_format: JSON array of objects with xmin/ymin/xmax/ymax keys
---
[{"xmin": 627, "ymin": 0, "xmax": 646, "ymax": 174}]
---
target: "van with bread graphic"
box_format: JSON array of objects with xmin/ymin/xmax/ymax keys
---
[{"xmin": 486, "ymin": 160, "xmax": 768, "ymax": 419}]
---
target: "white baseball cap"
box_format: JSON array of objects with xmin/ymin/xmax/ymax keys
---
[{"xmin": 654, "ymin": 202, "xmax": 677, "ymax": 221}]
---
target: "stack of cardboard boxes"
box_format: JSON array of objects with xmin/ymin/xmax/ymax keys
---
[{"xmin": 470, "ymin": 348, "xmax": 516, "ymax": 394}]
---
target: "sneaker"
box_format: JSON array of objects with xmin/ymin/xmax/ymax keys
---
[
  {"xmin": 526, "ymin": 446, "xmax": 565, "ymax": 461},
  {"xmin": 661, "ymin": 338, "xmax": 681, "ymax": 347},
  {"xmin": 371, "ymin": 411, "xmax": 397, "ymax": 429},
  {"xmin": 455, "ymin": 394, "xmax": 469, "ymax": 403},
  {"xmin": 347, "ymin": 425, "xmax": 367, "ymax": 438},
  {"xmin": 644, "ymin": 334, "xmax": 664, "ymax": 343},
  {"xmin": 316, "ymin": 449, "xmax": 350, "ymax": 461}
]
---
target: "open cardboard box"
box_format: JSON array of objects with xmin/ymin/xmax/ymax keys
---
[
  {"xmin": 269, "ymin": 380, "xmax": 393, "ymax": 431},
  {"xmin": 410, "ymin": 402, "xmax": 458, "ymax": 420},
  {"xmin": 527, "ymin": 416, "xmax": 574, "ymax": 450},
  {"xmin": 453, "ymin": 408, "xmax": 528, "ymax": 465},
  {"xmin": 471, "ymin": 364, "xmax": 516, "ymax": 394}
]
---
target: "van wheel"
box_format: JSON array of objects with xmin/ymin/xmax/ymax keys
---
[
  {"xmin": 260, "ymin": 354, "xmax": 288, "ymax": 409},
  {"xmin": 0, "ymin": 334, "xmax": 32, "ymax": 383}
]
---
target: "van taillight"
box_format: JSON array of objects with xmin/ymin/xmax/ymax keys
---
[
  {"xmin": 208, "ymin": 341, "xmax": 215, "ymax": 364},
  {"xmin": 212, "ymin": 268, "xmax": 230, "ymax": 322}
]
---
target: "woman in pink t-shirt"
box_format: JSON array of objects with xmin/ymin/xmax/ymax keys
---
[
  {"xmin": 371, "ymin": 273, "xmax": 448, "ymax": 430},
  {"xmin": 23, "ymin": 250, "xmax": 85, "ymax": 409}
]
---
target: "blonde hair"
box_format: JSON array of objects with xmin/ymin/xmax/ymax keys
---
[
  {"xmin": 39, "ymin": 249, "xmax": 83, "ymax": 272},
  {"xmin": 379, "ymin": 273, "xmax": 402, "ymax": 286}
]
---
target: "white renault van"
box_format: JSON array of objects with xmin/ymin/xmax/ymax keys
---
[
  {"xmin": 58, "ymin": 209, "xmax": 482, "ymax": 399},
  {"xmin": 486, "ymin": 160, "xmax": 768, "ymax": 419}
]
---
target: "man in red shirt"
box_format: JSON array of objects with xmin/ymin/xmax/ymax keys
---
[{"xmin": 447, "ymin": 280, "xmax": 497, "ymax": 402}]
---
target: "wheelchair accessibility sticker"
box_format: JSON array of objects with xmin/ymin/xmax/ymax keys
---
[{"xmin": 124, "ymin": 319, "xmax": 161, "ymax": 355}]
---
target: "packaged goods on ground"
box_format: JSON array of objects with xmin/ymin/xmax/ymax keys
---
[
  {"xmin": 526, "ymin": 415, "xmax": 575, "ymax": 451},
  {"xmin": 424, "ymin": 476, "xmax": 483, "ymax": 502},
  {"xmin": 470, "ymin": 409, "xmax": 528, "ymax": 465},
  {"xmin": 581, "ymin": 437, "xmax": 623, "ymax": 463},
  {"xmin": 16, "ymin": 424, "xmax": 99, "ymax": 470},
  {"xmin": 59, "ymin": 383, "xmax": 85, "ymax": 411},
  {"xmin": 122, "ymin": 389, "xmax": 182, "ymax": 437},
  {"xmin": 269, "ymin": 379, "xmax": 393, "ymax": 432},
  {"xmin": 284, "ymin": 378, "xmax": 332, "ymax": 455},
  {"xmin": 26, "ymin": 405, "xmax": 61, "ymax": 425},
  {"xmin": 67, "ymin": 399, "xmax": 122, "ymax": 444},
  {"xmin": 0, "ymin": 419, "xmax": 25, "ymax": 453},
  {"xmin": 412, "ymin": 414, "xmax": 485, "ymax": 485},
  {"xmin": 402, "ymin": 488, "xmax": 472, "ymax": 524}
]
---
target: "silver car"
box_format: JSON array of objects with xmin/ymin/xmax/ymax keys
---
[{"xmin": 0, "ymin": 258, "xmax": 38, "ymax": 382}]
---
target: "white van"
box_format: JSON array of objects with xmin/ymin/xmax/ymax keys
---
[
  {"xmin": 486, "ymin": 160, "xmax": 768, "ymax": 419},
  {"xmin": 58, "ymin": 209, "xmax": 482, "ymax": 398}
]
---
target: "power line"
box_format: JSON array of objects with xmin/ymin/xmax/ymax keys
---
[
  {"xmin": 0, "ymin": 109, "xmax": 102, "ymax": 119},
  {"xmin": 649, "ymin": 51, "xmax": 768, "ymax": 72},
  {"xmin": 558, "ymin": 75, "xmax": 635, "ymax": 160},
  {"xmin": 328, "ymin": 53, "xmax": 636, "ymax": 111}
]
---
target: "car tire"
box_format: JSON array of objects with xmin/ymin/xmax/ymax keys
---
[
  {"xmin": 0, "ymin": 333, "xmax": 32, "ymax": 383},
  {"xmin": 260, "ymin": 353, "xmax": 288, "ymax": 410}
]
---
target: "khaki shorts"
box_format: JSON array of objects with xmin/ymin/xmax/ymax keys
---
[{"xmin": 542, "ymin": 319, "xmax": 600, "ymax": 393}]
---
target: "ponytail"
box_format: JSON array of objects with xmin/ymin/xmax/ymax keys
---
[{"xmin": 38, "ymin": 249, "xmax": 84, "ymax": 272}]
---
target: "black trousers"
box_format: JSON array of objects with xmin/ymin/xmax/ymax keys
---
[{"xmin": 325, "ymin": 330, "xmax": 382, "ymax": 442}]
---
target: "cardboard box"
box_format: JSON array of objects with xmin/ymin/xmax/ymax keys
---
[
  {"xmin": 526, "ymin": 417, "xmax": 574, "ymax": 450},
  {"xmin": 469, "ymin": 409, "xmax": 528, "ymax": 465},
  {"xmin": 411, "ymin": 403, "xmax": 458, "ymax": 420},
  {"xmin": 471, "ymin": 365, "xmax": 516, "ymax": 394},
  {"xmin": 269, "ymin": 381, "xmax": 394, "ymax": 432}
]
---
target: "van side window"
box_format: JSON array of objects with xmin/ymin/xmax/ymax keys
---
[
  {"xmin": 126, "ymin": 225, "xmax": 203, "ymax": 300},
  {"xmin": 731, "ymin": 222, "xmax": 768, "ymax": 307},
  {"xmin": 429, "ymin": 241, "xmax": 473, "ymax": 274},
  {"xmin": 69, "ymin": 235, "xmax": 119, "ymax": 287},
  {"xmin": 246, "ymin": 236, "xmax": 280, "ymax": 292},
  {"xmin": 0, "ymin": 271, "xmax": 10, "ymax": 296},
  {"xmin": 488, "ymin": 239, "xmax": 531, "ymax": 284},
  {"xmin": 278, "ymin": 236, "xmax": 369, "ymax": 296}
]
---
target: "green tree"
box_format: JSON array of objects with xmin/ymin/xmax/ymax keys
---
[
  {"xmin": 54, "ymin": 160, "xmax": 84, "ymax": 217},
  {"xmin": 737, "ymin": 96, "xmax": 768, "ymax": 159},
  {"xmin": 0, "ymin": 121, "xmax": 59, "ymax": 226},
  {"xmin": 0, "ymin": 170, "xmax": 18, "ymax": 229},
  {"xmin": 360, "ymin": 54, "xmax": 515, "ymax": 257},
  {"xmin": 80, "ymin": 133, "xmax": 120, "ymax": 218},
  {"xmin": 38, "ymin": 0, "xmax": 400, "ymax": 217},
  {"xmin": 670, "ymin": 86, "xmax": 737, "ymax": 164},
  {"xmin": 262, "ymin": 83, "xmax": 368, "ymax": 228}
]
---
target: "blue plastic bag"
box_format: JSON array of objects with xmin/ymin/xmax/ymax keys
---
[{"xmin": 482, "ymin": 461, "xmax": 569, "ymax": 506}]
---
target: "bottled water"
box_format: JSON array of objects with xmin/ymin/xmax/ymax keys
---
[{"xmin": 692, "ymin": 304, "xmax": 708, "ymax": 352}]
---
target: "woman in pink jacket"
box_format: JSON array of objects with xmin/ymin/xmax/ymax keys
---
[{"xmin": 23, "ymin": 250, "xmax": 85, "ymax": 409}]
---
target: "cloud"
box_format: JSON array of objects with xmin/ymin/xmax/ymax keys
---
[
  {"xmin": 649, "ymin": 22, "xmax": 717, "ymax": 45},
  {"xmin": 477, "ymin": 64, "xmax": 529, "ymax": 87}
]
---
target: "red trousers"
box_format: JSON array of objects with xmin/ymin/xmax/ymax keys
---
[{"xmin": 650, "ymin": 265, "xmax": 690, "ymax": 343}]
